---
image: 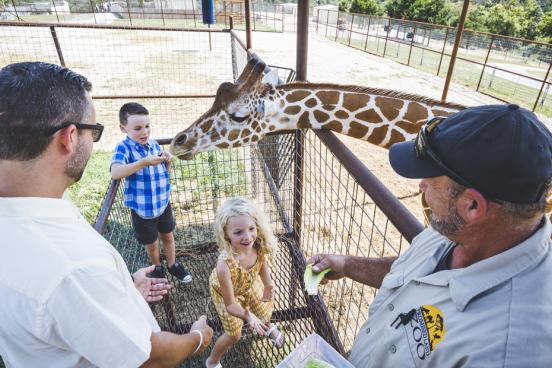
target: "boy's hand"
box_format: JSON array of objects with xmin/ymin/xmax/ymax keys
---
[
  {"xmin": 262, "ymin": 284, "xmax": 273, "ymax": 302},
  {"xmin": 141, "ymin": 155, "xmax": 165, "ymax": 167},
  {"xmin": 159, "ymin": 150, "xmax": 173, "ymax": 164}
]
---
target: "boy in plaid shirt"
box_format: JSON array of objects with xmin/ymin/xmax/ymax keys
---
[{"xmin": 111, "ymin": 103, "xmax": 192, "ymax": 284}]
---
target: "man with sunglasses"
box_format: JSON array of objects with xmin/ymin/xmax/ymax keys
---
[
  {"xmin": 310, "ymin": 104, "xmax": 552, "ymax": 367},
  {"xmin": 0, "ymin": 62, "xmax": 212, "ymax": 367}
]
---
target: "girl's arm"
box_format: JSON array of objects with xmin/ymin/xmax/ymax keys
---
[{"xmin": 259, "ymin": 261, "xmax": 274, "ymax": 301}]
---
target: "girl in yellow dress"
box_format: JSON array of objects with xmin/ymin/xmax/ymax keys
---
[{"xmin": 205, "ymin": 197, "xmax": 284, "ymax": 368}]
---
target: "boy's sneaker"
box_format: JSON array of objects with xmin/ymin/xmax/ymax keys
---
[
  {"xmin": 148, "ymin": 265, "xmax": 165, "ymax": 279},
  {"xmin": 168, "ymin": 261, "xmax": 193, "ymax": 284}
]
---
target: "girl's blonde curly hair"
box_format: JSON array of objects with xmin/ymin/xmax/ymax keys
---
[{"xmin": 213, "ymin": 197, "xmax": 277, "ymax": 260}]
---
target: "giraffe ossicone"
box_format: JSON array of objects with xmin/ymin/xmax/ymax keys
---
[{"xmin": 170, "ymin": 55, "xmax": 465, "ymax": 161}]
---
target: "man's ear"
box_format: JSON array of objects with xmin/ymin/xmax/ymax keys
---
[
  {"xmin": 57, "ymin": 124, "xmax": 79, "ymax": 155},
  {"xmin": 458, "ymin": 188, "xmax": 488, "ymax": 223}
]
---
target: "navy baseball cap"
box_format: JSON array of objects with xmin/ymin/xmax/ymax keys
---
[{"xmin": 389, "ymin": 104, "xmax": 552, "ymax": 204}]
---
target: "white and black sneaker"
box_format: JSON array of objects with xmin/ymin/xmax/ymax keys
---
[{"xmin": 168, "ymin": 261, "xmax": 192, "ymax": 284}]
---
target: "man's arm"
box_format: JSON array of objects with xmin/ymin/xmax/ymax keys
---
[
  {"xmin": 140, "ymin": 316, "xmax": 213, "ymax": 368},
  {"xmin": 308, "ymin": 254, "xmax": 397, "ymax": 289}
]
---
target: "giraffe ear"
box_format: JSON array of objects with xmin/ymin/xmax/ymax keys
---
[{"xmin": 261, "ymin": 69, "xmax": 280, "ymax": 87}]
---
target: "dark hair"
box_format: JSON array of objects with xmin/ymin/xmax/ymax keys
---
[
  {"xmin": 0, "ymin": 62, "xmax": 92, "ymax": 161},
  {"xmin": 119, "ymin": 102, "xmax": 149, "ymax": 126}
]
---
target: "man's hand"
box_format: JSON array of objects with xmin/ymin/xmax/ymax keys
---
[
  {"xmin": 189, "ymin": 315, "xmax": 213, "ymax": 355},
  {"xmin": 133, "ymin": 265, "xmax": 171, "ymax": 302},
  {"xmin": 307, "ymin": 254, "xmax": 347, "ymax": 283}
]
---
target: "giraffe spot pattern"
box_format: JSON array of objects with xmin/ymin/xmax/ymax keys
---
[
  {"xmin": 396, "ymin": 120, "xmax": 423, "ymax": 134},
  {"xmin": 343, "ymin": 93, "xmax": 371, "ymax": 112},
  {"xmin": 220, "ymin": 128, "xmax": 227, "ymax": 137},
  {"xmin": 241, "ymin": 129, "xmax": 252, "ymax": 138},
  {"xmin": 403, "ymin": 102, "xmax": 428, "ymax": 124},
  {"xmin": 322, "ymin": 104, "xmax": 335, "ymax": 111},
  {"xmin": 375, "ymin": 97, "xmax": 403, "ymax": 121},
  {"xmin": 355, "ymin": 109, "xmax": 383, "ymax": 123},
  {"xmin": 278, "ymin": 117, "xmax": 290, "ymax": 124},
  {"xmin": 284, "ymin": 105, "xmax": 302, "ymax": 115},
  {"xmin": 297, "ymin": 111, "xmax": 312, "ymax": 129},
  {"xmin": 286, "ymin": 90, "xmax": 311, "ymax": 103},
  {"xmin": 315, "ymin": 91, "xmax": 340, "ymax": 105},
  {"xmin": 228, "ymin": 129, "xmax": 240, "ymax": 141},
  {"xmin": 432, "ymin": 108, "xmax": 454, "ymax": 117},
  {"xmin": 349, "ymin": 121, "xmax": 369, "ymax": 138},
  {"xmin": 334, "ymin": 110, "xmax": 349, "ymax": 119},
  {"xmin": 314, "ymin": 110, "xmax": 330, "ymax": 123},
  {"xmin": 367, "ymin": 125, "xmax": 388, "ymax": 146},
  {"xmin": 386, "ymin": 129, "xmax": 406, "ymax": 148},
  {"xmin": 323, "ymin": 120, "xmax": 342, "ymax": 132},
  {"xmin": 251, "ymin": 135, "xmax": 259, "ymax": 142},
  {"xmin": 200, "ymin": 120, "xmax": 213, "ymax": 133},
  {"xmin": 305, "ymin": 98, "xmax": 318, "ymax": 108},
  {"xmin": 217, "ymin": 142, "xmax": 230, "ymax": 148}
]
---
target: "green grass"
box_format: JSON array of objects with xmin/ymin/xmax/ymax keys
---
[{"xmin": 67, "ymin": 150, "xmax": 113, "ymax": 224}]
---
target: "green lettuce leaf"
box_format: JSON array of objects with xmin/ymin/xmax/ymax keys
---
[
  {"xmin": 304, "ymin": 357, "xmax": 336, "ymax": 368},
  {"xmin": 304, "ymin": 264, "xmax": 331, "ymax": 295}
]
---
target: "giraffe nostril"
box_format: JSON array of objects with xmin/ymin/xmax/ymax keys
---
[{"xmin": 175, "ymin": 134, "xmax": 187, "ymax": 145}]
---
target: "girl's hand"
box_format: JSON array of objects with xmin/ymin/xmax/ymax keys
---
[
  {"xmin": 262, "ymin": 284, "xmax": 273, "ymax": 302},
  {"xmin": 246, "ymin": 311, "xmax": 269, "ymax": 336}
]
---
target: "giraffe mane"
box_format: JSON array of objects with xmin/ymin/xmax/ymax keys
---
[{"xmin": 279, "ymin": 83, "xmax": 467, "ymax": 111}]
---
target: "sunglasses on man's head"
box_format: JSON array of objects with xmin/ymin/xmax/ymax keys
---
[
  {"xmin": 47, "ymin": 122, "xmax": 104, "ymax": 142},
  {"xmin": 414, "ymin": 116, "xmax": 476, "ymax": 190}
]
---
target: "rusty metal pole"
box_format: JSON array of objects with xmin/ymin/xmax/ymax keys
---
[
  {"xmin": 436, "ymin": 27, "xmax": 449, "ymax": 76},
  {"xmin": 533, "ymin": 59, "xmax": 552, "ymax": 111},
  {"xmin": 407, "ymin": 24, "xmax": 417, "ymax": 65},
  {"xmin": 364, "ymin": 15, "xmax": 371, "ymax": 51},
  {"xmin": 476, "ymin": 36, "xmax": 494, "ymax": 91},
  {"xmin": 348, "ymin": 14, "xmax": 354, "ymax": 46},
  {"xmin": 295, "ymin": 0, "xmax": 308, "ymax": 241},
  {"xmin": 441, "ymin": 0, "xmax": 470, "ymax": 102},
  {"xmin": 244, "ymin": 0, "xmax": 252, "ymax": 49},
  {"xmin": 50, "ymin": 0, "xmax": 60, "ymax": 23},
  {"xmin": 49, "ymin": 26, "xmax": 66, "ymax": 66},
  {"xmin": 383, "ymin": 18, "xmax": 390, "ymax": 57}
]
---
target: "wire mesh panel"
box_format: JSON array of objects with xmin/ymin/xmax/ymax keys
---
[{"xmin": 92, "ymin": 128, "xmax": 413, "ymax": 367}]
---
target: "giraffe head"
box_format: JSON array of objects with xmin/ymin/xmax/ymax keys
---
[{"xmin": 170, "ymin": 56, "xmax": 281, "ymax": 160}]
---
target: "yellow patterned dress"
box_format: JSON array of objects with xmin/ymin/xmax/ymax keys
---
[{"xmin": 209, "ymin": 250, "xmax": 273, "ymax": 337}]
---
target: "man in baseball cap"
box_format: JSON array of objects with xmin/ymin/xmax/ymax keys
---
[{"xmin": 310, "ymin": 104, "xmax": 552, "ymax": 367}]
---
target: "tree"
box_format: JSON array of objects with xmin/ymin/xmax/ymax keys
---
[
  {"xmin": 349, "ymin": 0, "xmax": 383, "ymax": 15},
  {"xmin": 538, "ymin": 9, "xmax": 552, "ymax": 40},
  {"xmin": 385, "ymin": 0, "xmax": 413, "ymax": 19},
  {"xmin": 339, "ymin": 0, "xmax": 351, "ymax": 11},
  {"xmin": 408, "ymin": 0, "xmax": 453, "ymax": 25}
]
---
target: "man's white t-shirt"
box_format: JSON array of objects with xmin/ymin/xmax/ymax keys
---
[{"xmin": 0, "ymin": 197, "xmax": 160, "ymax": 367}]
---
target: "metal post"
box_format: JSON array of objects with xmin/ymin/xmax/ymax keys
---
[
  {"xmin": 125, "ymin": 0, "xmax": 132, "ymax": 26},
  {"xmin": 244, "ymin": 0, "xmax": 252, "ymax": 49},
  {"xmin": 281, "ymin": 4, "xmax": 284, "ymax": 32},
  {"xmin": 407, "ymin": 24, "xmax": 416, "ymax": 65},
  {"xmin": 50, "ymin": 0, "xmax": 60, "ymax": 23},
  {"xmin": 533, "ymin": 59, "xmax": 552, "ymax": 111},
  {"xmin": 224, "ymin": 1, "xmax": 227, "ymax": 28},
  {"xmin": 476, "ymin": 36, "xmax": 494, "ymax": 91},
  {"xmin": 436, "ymin": 27, "xmax": 449, "ymax": 76},
  {"xmin": 10, "ymin": 0, "xmax": 20, "ymax": 20},
  {"xmin": 89, "ymin": 0, "xmax": 97, "ymax": 24},
  {"xmin": 348, "ymin": 14, "xmax": 354, "ymax": 46},
  {"xmin": 229, "ymin": 15, "xmax": 234, "ymax": 30},
  {"xmin": 160, "ymin": 0, "xmax": 165, "ymax": 27},
  {"xmin": 442, "ymin": 0, "xmax": 470, "ymax": 102},
  {"xmin": 334, "ymin": 10, "xmax": 339, "ymax": 41},
  {"xmin": 192, "ymin": 0, "xmax": 196, "ymax": 28},
  {"xmin": 383, "ymin": 18, "xmax": 390, "ymax": 57},
  {"xmin": 325, "ymin": 9, "xmax": 329, "ymax": 37},
  {"xmin": 49, "ymin": 26, "xmax": 66, "ymax": 67},
  {"xmin": 364, "ymin": 15, "xmax": 371, "ymax": 51}
]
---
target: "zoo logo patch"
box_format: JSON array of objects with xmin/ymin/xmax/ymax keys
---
[{"xmin": 409, "ymin": 305, "xmax": 445, "ymax": 360}]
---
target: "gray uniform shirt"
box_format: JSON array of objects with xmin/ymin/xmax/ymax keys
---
[{"xmin": 348, "ymin": 218, "xmax": 552, "ymax": 368}]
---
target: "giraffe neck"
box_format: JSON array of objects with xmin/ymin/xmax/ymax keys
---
[{"xmin": 266, "ymin": 83, "xmax": 463, "ymax": 148}]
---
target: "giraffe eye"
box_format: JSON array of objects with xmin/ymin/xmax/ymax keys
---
[{"xmin": 229, "ymin": 113, "xmax": 249, "ymax": 123}]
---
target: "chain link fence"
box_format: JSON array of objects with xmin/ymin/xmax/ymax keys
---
[{"xmin": 314, "ymin": 10, "xmax": 552, "ymax": 118}]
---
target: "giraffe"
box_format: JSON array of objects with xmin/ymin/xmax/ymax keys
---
[
  {"xmin": 169, "ymin": 56, "xmax": 464, "ymax": 160},
  {"xmin": 170, "ymin": 56, "xmax": 551, "ymax": 230}
]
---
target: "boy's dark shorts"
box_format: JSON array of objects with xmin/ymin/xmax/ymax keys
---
[{"xmin": 131, "ymin": 203, "xmax": 176, "ymax": 245}]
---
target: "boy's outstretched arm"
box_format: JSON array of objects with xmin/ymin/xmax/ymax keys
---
[{"xmin": 111, "ymin": 155, "xmax": 165, "ymax": 180}]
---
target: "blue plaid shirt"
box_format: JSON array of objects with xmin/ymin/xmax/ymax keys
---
[{"xmin": 111, "ymin": 137, "xmax": 171, "ymax": 219}]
